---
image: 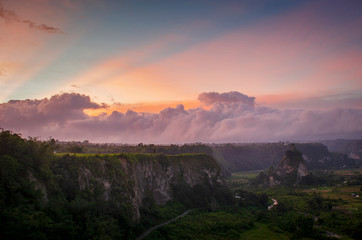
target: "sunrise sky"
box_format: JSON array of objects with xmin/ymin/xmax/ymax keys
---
[{"xmin": 0, "ymin": 0, "xmax": 361, "ymax": 143}]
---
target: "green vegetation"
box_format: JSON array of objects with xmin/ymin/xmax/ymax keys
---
[
  {"xmin": 146, "ymin": 208, "xmax": 255, "ymax": 240},
  {"xmin": 0, "ymin": 130, "xmax": 229, "ymax": 240},
  {"xmin": 55, "ymin": 142, "xmax": 213, "ymax": 156},
  {"xmin": 55, "ymin": 141, "xmax": 361, "ymax": 174},
  {"xmin": 1, "ymin": 129, "xmax": 361, "ymax": 239},
  {"xmin": 239, "ymin": 222, "xmax": 290, "ymax": 240},
  {"xmin": 0, "ymin": 130, "xmax": 137, "ymax": 239},
  {"xmin": 227, "ymin": 170, "xmax": 263, "ymax": 190},
  {"xmin": 146, "ymin": 168, "xmax": 361, "ymax": 240}
]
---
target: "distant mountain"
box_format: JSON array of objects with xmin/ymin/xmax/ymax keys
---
[
  {"xmin": 211, "ymin": 142, "xmax": 359, "ymax": 172},
  {"xmin": 320, "ymin": 139, "xmax": 362, "ymax": 160}
]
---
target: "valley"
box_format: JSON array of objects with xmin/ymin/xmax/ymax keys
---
[
  {"xmin": 0, "ymin": 130, "xmax": 361, "ymax": 239},
  {"xmin": 143, "ymin": 169, "xmax": 361, "ymax": 240},
  {"xmin": 2, "ymin": 1, "xmax": 361, "ymax": 239}
]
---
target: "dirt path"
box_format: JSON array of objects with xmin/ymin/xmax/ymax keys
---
[{"xmin": 136, "ymin": 209, "xmax": 194, "ymax": 240}]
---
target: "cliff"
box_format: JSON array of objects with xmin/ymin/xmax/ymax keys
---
[
  {"xmin": 71, "ymin": 153, "xmax": 224, "ymax": 220},
  {"xmin": 0, "ymin": 130, "xmax": 228, "ymax": 239}
]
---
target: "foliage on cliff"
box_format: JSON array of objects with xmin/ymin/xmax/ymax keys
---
[
  {"xmin": 253, "ymin": 145, "xmax": 310, "ymax": 187},
  {"xmin": 56, "ymin": 141, "xmax": 359, "ymax": 173},
  {"xmin": 0, "ymin": 130, "xmax": 229, "ymax": 240}
]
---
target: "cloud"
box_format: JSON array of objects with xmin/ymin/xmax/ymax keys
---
[
  {"xmin": 198, "ymin": 91, "xmax": 255, "ymax": 107},
  {"xmin": 259, "ymin": 90, "xmax": 362, "ymax": 110},
  {"xmin": 0, "ymin": 3, "xmax": 63, "ymax": 34},
  {"xmin": 0, "ymin": 92, "xmax": 361, "ymax": 143},
  {"xmin": 0, "ymin": 93, "xmax": 104, "ymax": 132}
]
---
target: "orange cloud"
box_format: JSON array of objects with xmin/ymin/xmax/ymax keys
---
[
  {"xmin": 0, "ymin": 1, "xmax": 80, "ymax": 101},
  {"xmin": 258, "ymin": 90, "xmax": 362, "ymax": 110},
  {"xmin": 2, "ymin": 92, "xmax": 361, "ymax": 143},
  {"xmin": 84, "ymin": 100, "xmax": 200, "ymax": 116},
  {"xmin": 0, "ymin": 2, "xmax": 63, "ymax": 33}
]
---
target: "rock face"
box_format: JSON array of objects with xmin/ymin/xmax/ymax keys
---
[
  {"xmin": 74, "ymin": 153, "xmax": 224, "ymax": 220},
  {"xmin": 276, "ymin": 145, "xmax": 309, "ymax": 184},
  {"xmin": 27, "ymin": 171, "xmax": 48, "ymax": 202},
  {"xmin": 257, "ymin": 145, "xmax": 310, "ymax": 186}
]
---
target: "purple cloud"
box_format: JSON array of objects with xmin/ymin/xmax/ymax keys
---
[
  {"xmin": 0, "ymin": 92, "xmax": 361, "ymax": 143},
  {"xmin": 198, "ymin": 91, "xmax": 255, "ymax": 107},
  {"xmin": 0, "ymin": 3, "xmax": 63, "ymax": 34},
  {"xmin": 0, "ymin": 93, "xmax": 104, "ymax": 134}
]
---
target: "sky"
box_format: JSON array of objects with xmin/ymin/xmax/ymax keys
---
[{"xmin": 0, "ymin": 0, "xmax": 361, "ymax": 143}]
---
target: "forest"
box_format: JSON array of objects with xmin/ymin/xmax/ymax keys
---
[
  {"xmin": 1, "ymin": 129, "xmax": 361, "ymax": 239},
  {"xmin": 55, "ymin": 140, "xmax": 360, "ymax": 173},
  {"xmin": 0, "ymin": 130, "xmax": 230, "ymax": 239}
]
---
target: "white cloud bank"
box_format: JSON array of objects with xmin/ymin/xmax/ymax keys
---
[{"xmin": 0, "ymin": 92, "xmax": 361, "ymax": 143}]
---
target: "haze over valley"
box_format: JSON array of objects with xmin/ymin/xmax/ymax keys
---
[{"xmin": 1, "ymin": 0, "xmax": 362, "ymax": 239}]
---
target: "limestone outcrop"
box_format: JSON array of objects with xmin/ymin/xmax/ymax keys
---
[
  {"xmin": 276, "ymin": 145, "xmax": 309, "ymax": 183},
  {"xmin": 256, "ymin": 144, "xmax": 309, "ymax": 186}
]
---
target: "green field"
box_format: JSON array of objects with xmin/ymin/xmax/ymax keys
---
[
  {"xmin": 226, "ymin": 170, "xmax": 263, "ymax": 190},
  {"xmin": 330, "ymin": 169, "xmax": 362, "ymax": 176},
  {"xmin": 239, "ymin": 222, "xmax": 290, "ymax": 240},
  {"xmin": 303, "ymin": 185, "xmax": 362, "ymax": 211},
  {"xmin": 143, "ymin": 168, "xmax": 361, "ymax": 239},
  {"xmin": 301, "ymin": 169, "xmax": 362, "ymax": 211},
  {"xmin": 54, "ymin": 152, "xmax": 120, "ymax": 157},
  {"xmin": 145, "ymin": 208, "xmax": 288, "ymax": 240}
]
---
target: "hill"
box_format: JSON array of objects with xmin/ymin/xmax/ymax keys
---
[
  {"xmin": 0, "ymin": 130, "xmax": 229, "ymax": 239},
  {"xmin": 254, "ymin": 145, "xmax": 310, "ymax": 186},
  {"xmin": 321, "ymin": 139, "xmax": 362, "ymax": 160}
]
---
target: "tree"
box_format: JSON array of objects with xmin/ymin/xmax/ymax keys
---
[{"xmin": 68, "ymin": 145, "xmax": 84, "ymax": 156}]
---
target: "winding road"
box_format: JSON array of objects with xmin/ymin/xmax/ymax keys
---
[
  {"xmin": 268, "ymin": 198, "xmax": 278, "ymax": 210},
  {"xmin": 137, "ymin": 198, "xmax": 279, "ymax": 239},
  {"xmin": 136, "ymin": 209, "xmax": 194, "ymax": 240}
]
